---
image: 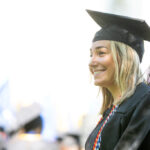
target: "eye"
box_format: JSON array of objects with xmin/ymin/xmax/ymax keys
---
[{"xmin": 97, "ymin": 51, "xmax": 105, "ymax": 56}]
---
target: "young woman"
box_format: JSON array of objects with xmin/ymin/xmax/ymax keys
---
[{"xmin": 85, "ymin": 10, "xmax": 150, "ymax": 150}]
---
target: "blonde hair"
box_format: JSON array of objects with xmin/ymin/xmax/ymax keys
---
[{"xmin": 100, "ymin": 41, "xmax": 144, "ymax": 114}]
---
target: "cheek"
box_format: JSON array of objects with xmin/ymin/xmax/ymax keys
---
[
  {"xmin": 106, "ymin": 59, "xmax": 115, "ymax": 77},
  {"xmin": 108, "ymin": 64, "xmax": 115, "ymax": 79}
]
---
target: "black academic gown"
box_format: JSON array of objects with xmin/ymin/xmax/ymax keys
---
[{"xmin": 85, "ymin": 82, "xmax": 150, "ymax": 150}]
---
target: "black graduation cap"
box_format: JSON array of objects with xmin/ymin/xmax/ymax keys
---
[{"xmin": 86, "ymin": 9, "xmax": 150, "ymax": 62}]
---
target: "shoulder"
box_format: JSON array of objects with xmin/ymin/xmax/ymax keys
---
[
  {"xmin": 116, "ymin": 82, "xmax": 150, "ymax": 114},
  {"xmin": 114, "ymin": 83, "xmax": 150, "ymax": 149}
]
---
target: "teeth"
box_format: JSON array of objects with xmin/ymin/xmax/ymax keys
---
[{"xmin": 94, "ymin": 71, "xmax": 102, "ymax": 75}]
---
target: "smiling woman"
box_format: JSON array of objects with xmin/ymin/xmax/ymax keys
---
[
  {"xmin": 89, "ymin": 40, "xmax": 115, "ymax": 88},
  {"xmin": 85, "ymin": 9, "xmax": 150, "ymax": 150}
]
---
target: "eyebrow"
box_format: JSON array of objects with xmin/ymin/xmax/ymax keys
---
[{"xmin": 90, "ymin": 46, "xmax": 108, "ymax": 51}]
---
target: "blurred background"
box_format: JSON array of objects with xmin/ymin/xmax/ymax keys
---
[{"xmin": 0, "ymin": 0, "xmax": 150, "ymax": 149}]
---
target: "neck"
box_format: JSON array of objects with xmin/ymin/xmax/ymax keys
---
[{"xmin": 107, "ymin": 83, "xmax": 121, "ymax": 103}]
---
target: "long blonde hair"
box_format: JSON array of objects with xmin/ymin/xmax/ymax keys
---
[{"xmin": 100, "ymin": 41, "xmax": 144, "ymax": 114}]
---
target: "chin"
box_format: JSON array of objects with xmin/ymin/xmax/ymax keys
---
[
  {"xmin": 94, "ymin": 80, "xmax": 107, "ymax": 87},
  {"xmin": 94, "ymin": 81, "xmax": 103, "ymax": 86}
]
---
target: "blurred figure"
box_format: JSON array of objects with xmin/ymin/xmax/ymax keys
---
[
  {"xmin": 0, "ymin": 127, "xmax": 7, "ymax": 150},
  {"xmin": 59, "ymin": 133, "xmax": 80, "ymax": 150},
  {"xmin": 6, "ymin": 103, "xmax": 57, "ymax": 150}
]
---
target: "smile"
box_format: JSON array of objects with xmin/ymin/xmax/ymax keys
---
[{"xmin": 94, "ymin": 70, "xmax": 105, "ymax": 75}]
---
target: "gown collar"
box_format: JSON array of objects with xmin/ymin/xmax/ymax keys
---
[{"xmin": 116, "ymin": 82, "xmax": 150, "ymax": 114}]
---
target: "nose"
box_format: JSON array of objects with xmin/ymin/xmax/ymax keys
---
[{"xmin": 89, "ymin": 55, "xmax": 99, "ymax": 68}]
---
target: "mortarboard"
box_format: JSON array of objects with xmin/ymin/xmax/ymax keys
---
[
  {"xmin": 15, "ymin": 102, "xmax": 42, "ymax": 128},
  {"xmin": 86, "ymin": 9, "xmax": 150, "ymax": 62},
  {"xmin": 8, "ymin": 102, "xmax": 42, "ymax": 136}
]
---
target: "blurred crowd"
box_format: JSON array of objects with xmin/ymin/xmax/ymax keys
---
[
  {"xmin": 0, "ymin": 104, "xmax": 81, "ymax": 150},
  {"xmin": 0, "ymin": 102, "xmax": 91, "ymax": 150}
]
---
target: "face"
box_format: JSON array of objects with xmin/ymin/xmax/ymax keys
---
[{"xmin": 89, "ymin": 40, "xmax": 115, "ymax": 88}]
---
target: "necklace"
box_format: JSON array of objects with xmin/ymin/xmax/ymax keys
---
[{"xmin": 93, "ymin": 105, "xmax": 118, "ymax": 150}]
